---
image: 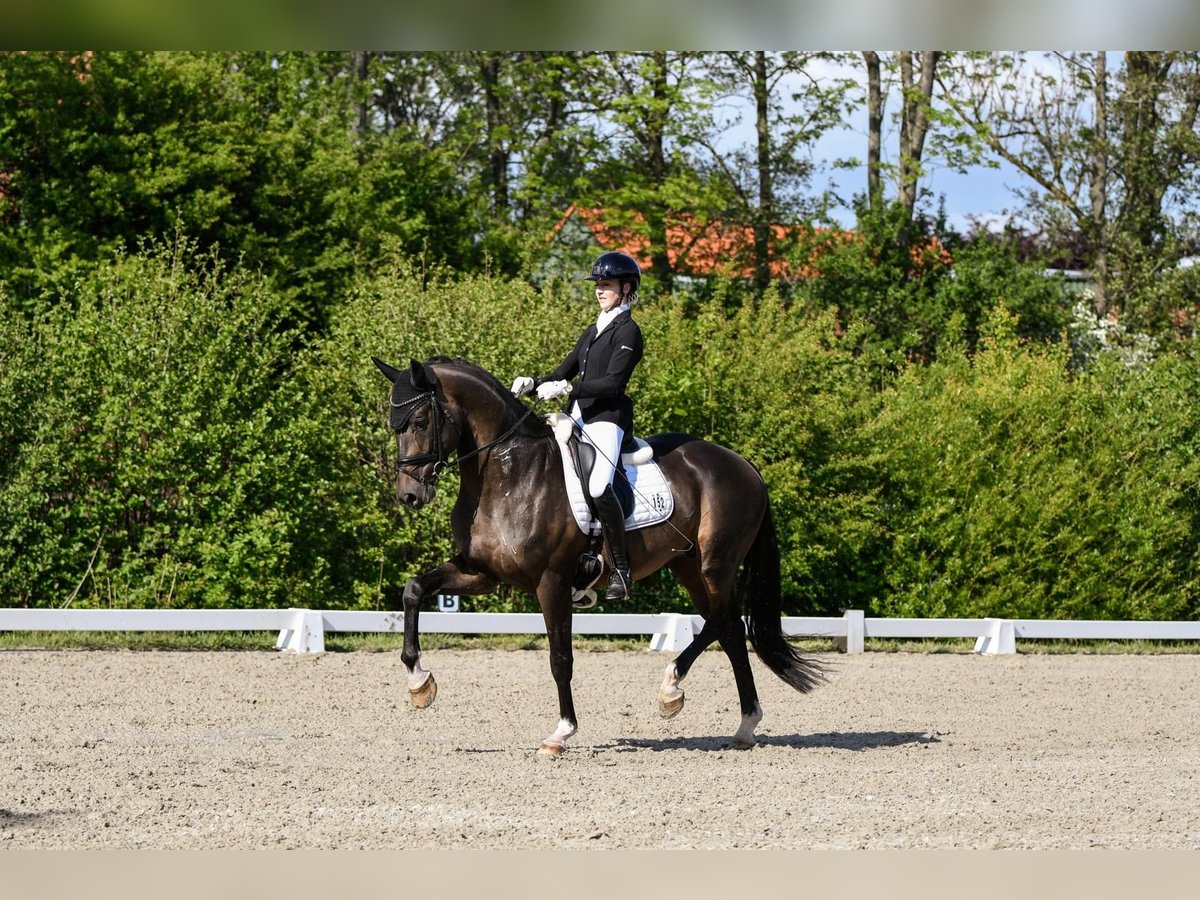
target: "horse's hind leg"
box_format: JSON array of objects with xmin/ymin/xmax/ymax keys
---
[
  {"xmin": 716, "ymin": 618, "xmax": 763, "ymax": 748},
  {"xmin": 397, "ymin": 555, "xmax": 495, "ymax": 709},
  {"xmin": 656, "ymin": 559, "xmax": 717, "ymax": 719},
  {"xmin": 657, "ymin": 619, "xmax": 716, "ymax": 719},
  {"xmin": 668, "ymin": 553, "xmax": 761, "ymax": 747},
  {"xmin": 535, "ymin": 569, "xmax": 578, "ymax": 757}
]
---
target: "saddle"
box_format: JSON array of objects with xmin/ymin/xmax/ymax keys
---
[{"xmin": 545, "ymin": 413, "xmax": 674, "ymax": 609}]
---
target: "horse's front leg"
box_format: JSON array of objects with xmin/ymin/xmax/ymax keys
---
[
  {"xmin": 535, "ymin": 569, "xmax": 577, "ymax": 758},
  {"xmin": 398, "ymin": 554, "xmax": 495, "ymax": 709}
]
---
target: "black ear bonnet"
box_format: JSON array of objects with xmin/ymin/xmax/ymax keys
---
[{"xmin": 374, "ymin": 358, "xmax": 439, "ymax": 431}]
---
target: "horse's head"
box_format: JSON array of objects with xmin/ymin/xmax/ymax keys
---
[{"xmin": 373, "ymin": 357, "xmax": 459, "ymax": 510}]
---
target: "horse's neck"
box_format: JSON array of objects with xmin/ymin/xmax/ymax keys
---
[
  {"xmin": 448, "ymin": 381, "xmax": 510, "ymax": 453},
  {"xmin": 444, "ymin": 372, "xmax": 549, "ymax": 489}
]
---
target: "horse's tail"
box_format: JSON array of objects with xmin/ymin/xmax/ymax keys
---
[{"xmin": 742, "ymin": 500, "xmax": 826, "ymax": 693}]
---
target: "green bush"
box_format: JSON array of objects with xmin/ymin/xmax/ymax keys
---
[
  {"xmin": 0, "ymin": 240, "xmax": 353, "ymax": 608},
  {"xmin": 313, "ymin": 258, "xmax": 586, "ymax": 613},
  {"xmin": 321, "ymin": 266, "xmax": 885, "ymax": 615},
  {"xmin": 867, "ymin": 306, "xmax": 1200, "ymax": 620},
  {"xmin": 636, "ymin": 292, "xmax": 887, "ymax": 613},
  {"xmin": 5, "ymin": 240, "xmax": 1199, "ymax": 624},
  {"xmin": 787, "ymin": 204, "xmax": 1067, "ymax": 361}
]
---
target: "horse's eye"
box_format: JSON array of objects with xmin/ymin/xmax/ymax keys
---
[{"xmin": 412, "ymin": 417, "xmax": 429, "ymax": 431}]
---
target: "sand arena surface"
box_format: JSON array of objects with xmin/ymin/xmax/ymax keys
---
[{"xmin": 2, "ymin": 647, "xmax": 1198, "ymax": 849}]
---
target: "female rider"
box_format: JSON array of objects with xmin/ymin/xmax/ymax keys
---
[{"xmin": 511, "ymin": 251, "xmax": 645, "ymax": 601}]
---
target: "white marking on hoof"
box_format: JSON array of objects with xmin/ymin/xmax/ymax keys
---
[
  {"xmin": 406, "ymin": 660, "xmax": 432, "ymax": 692},
  {"xmin": 538, "ymin": 718, "xmax": 576, "ymax": 755},
  {"xmin": 657, "ymin": 662, "xmax": 686, "ymax": 719},
  {"xmin": 732, "ymin": 702, "xmax": 763, "ymax": 749},
  {"xmin": 408, "ymin": 672, "xmax": 438, "ymax": 709}
]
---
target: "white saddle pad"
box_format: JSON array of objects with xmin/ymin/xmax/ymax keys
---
[{"xmin": 546, "ymin": 413, "xmax": 674, "ymax": 535}]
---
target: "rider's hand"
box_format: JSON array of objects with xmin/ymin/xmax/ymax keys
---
[
  {"xmin": 536, "ymin": 380, "xmax": 572, "ymax": 401},
  {"xmin": 510, "ymin": 376, "xmax": 534, "ymax": 397}
]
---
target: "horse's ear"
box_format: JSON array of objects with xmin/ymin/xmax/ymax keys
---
[
  {"xmin": 410, "ymin": 359, "xmax": 438, "ymax": 391},
  {"xmin": 372, "ymin": 357, "xmax": 403, "ymax": 384}
]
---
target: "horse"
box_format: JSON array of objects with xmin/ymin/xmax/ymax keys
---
[{"xmin": 373, "ymin": 355, "xmax": 824, "ymax": 756}]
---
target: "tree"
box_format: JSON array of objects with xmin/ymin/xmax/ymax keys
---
[
  {"xmin": 896, "ymin": 51, "xmax": 943, "ymax": 233},
  {"xmin": 0, "ymin": 51, "xmax": 479, "ymax": 326},
  {"xmin": 939, "ymin": 51, "xmax": 1200, "ymax": 321},
  {"xmin": 860, "ymin": 50, "xmax": 944, "ymax": 235},
  {"xmin": 704, "ymin": 51, "xmax": 854, "ymax": 291},
  {"xmin": 577, "ymin": 51, "xmax": 734, "ymax": 291},
  {"xmin": 863, "ymin": 51, "xmax": 884, "ymax": 210}
]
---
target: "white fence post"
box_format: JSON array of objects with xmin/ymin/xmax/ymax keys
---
[
  {"xmin": 648, "ymin": 614, "xmax": 694, "ymax": 652},
  {"xmin": 974, "ymin": 618, "xmax": 1016, "ymax": 655},
  {"xmin": 275, "ymin": 609, "xmax": 325, "ymax": 654},
  {"xmin": 835, "ymin": 609, "xmax": 865, "ymax": 654}
]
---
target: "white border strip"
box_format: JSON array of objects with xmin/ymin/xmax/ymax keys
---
[{"xmin": 2, "ymin": 608, "xmax": 1198, "ymax": 654}]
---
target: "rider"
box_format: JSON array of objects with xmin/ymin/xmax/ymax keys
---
[{"xmin": 510, "ymin": 251, "xmax": 645, "ymax": 602}]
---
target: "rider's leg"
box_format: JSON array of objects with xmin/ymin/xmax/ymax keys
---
[{"xmin": 580, "ymin": 420, "xmax": 630, "ymax": 601}]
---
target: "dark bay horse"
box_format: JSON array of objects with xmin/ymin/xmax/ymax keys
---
[{"xmin": 374, "ymin": 356, "xmax": 824, "ymax": 755}]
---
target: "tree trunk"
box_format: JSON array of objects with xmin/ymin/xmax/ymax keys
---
[
  {"xmin": 646, "ymin": 51, "xmax": 673, "ymax": 291},
  {"xmin": 897, "ymin": 51, "xmax": 941, "ymax": 228},
  {"xmin": 1118, "ymin": 52, "xmax": 1173, "ymax": 253},
  {"xmin": 351, "ymin": 50, "xmax": 369, "ymax": 138},
  {"xmin": 753, "ymin": 50, "xmax": 773, "ymax": 292},
  {"xmin": 863, "ymin": 51, "xmax": 883, "ymax": 211},
  {"xmin": 1089, "ymin": 51, "xmax": 1110, "ymax": 316},
  {"xmin": 479, "ymin": 52, "xmax": 509, "ymax": 218}
]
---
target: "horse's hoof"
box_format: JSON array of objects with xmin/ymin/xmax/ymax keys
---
[
  {"xmin": 408, "ymin": 673, "xmax": 438, "ymax": 709},
  {"xmin": 731, "ymin": 735, "xmax": 756, "ymax": 750},
  {"xmin": 537, "ymin": 741, "xmax": 565, "ymax": 758},
  {"xmin": 658, "ymin": 693, "xmax": 685, "ymax": 719}
]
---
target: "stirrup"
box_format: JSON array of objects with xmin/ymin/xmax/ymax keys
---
[
  {"xmin": 605, "ymin": 569, "xmax": 630, "ymax": 602},
  {"xmin": 572, "ymin": 546, "xmax": 605, "ymax": 609}
]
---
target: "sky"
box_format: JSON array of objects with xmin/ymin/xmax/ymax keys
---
[
  {"xmin": 771, "ymin": 51, "xmax": 1127, "ymax": 235},
  {"xmin": 811, "ymin": 120, "xmax": 1025, "ymax": 233},
  {"xmin": 715, "ymin": 56, "xmax": 1031, "ymax": 234}
]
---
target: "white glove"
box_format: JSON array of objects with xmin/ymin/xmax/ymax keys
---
[
  {"xmin": 536, "ymin": 379, "xmax": 572, "ymax": 401},
  {"xmin": 510, "ymin": 375, "xmax": 534, "ymax": 397}
]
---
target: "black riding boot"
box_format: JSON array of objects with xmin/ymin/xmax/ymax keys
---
[{"xmin": 593, "ymin": 485, "xmax": 631, "ymax": 601}]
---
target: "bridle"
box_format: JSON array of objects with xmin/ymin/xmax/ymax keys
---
[{"xmin": 391, "ymin": 388, "xmax": 537, "ymax": 487}]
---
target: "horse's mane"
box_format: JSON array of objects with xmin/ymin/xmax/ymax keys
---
[{"xmin": 426, "ymin": 356, "xmax": 550, "ymax": 439}]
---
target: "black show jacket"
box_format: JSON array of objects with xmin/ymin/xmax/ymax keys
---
[{"xmin": 537, "ymin": 310, "xmax": 644, "ymax": 434}]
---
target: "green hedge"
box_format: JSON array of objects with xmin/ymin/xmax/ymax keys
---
[
  {"xmin": 3, "ymin": 243, "xmax": 1199, "ymax": 621},
  {"xmin": 1, "ymin": 242, "xmax": 355, "ymax": 608},
  {"xmin": 867, "ymin": 308, "xmax": 1200, "ymax": 620}
]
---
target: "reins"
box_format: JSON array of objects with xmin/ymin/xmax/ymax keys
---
[
  {"xmin": 391, "ymin": 390, "xmax": 537, "ymax": 486},
  {"xmin": 393, "ymin": 377, "xmax": 695, "ymax": 554}
]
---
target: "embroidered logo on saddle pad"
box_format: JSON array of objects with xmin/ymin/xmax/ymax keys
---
[{"xmin": 546, "ymin": 413, "xmax": 674, "ymax": 535}]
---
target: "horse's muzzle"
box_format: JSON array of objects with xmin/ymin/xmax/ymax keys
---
[{"xmin": 397, "ymin": 483, "xmax": 435, "ymax": 509}]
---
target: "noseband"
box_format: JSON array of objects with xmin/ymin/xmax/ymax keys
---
[
  {"xmin": 391, "ymin": 389, "xmax": 536, "ymax": 487},
  {"xmin": 391, "ymin": 391, "xmax": 455, "ymax": 486}
]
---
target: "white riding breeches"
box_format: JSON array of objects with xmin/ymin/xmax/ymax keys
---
[{"xmin": 571, "ymin": 404, "xmax": 624, "ymax": 499}]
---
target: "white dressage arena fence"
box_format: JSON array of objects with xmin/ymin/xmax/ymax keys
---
[{"xmin": 1, "ymin": 607, "xmax": 1199, "ymax": 655}]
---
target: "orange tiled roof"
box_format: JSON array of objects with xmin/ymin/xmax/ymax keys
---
[{"xmin": 550, "ymin": 205, "xmax": 951, "ymax": 280}]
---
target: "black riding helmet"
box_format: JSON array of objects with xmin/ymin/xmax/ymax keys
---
[{"xmin": 583, "ymin": 251, "xmax": 640, "ymax": 298}]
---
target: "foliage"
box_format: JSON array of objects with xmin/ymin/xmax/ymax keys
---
[
  {"xmin": 0, "ymin": 51, "xmax": 479, "ymax": 328},
  {"xmin": 5, "ymin": 49, "xmax": 1200, "ymax": 624},
  {"xmin": 0, "ymin": 239, "xmax": 356, "ymax": 608},
  {"xmin": 311, "ymin": 257, "xmax": 585, "ymax": 613},
  {"xmin": 867, "ymin": 307, "xmax": 1200, "ymax": 620},
  {"xmin": 788, "ymin": 202, "xmax": 1067, "ymax": 360},
  {"xmin": 635, "ymin": 290, "xmax": 885, "ymax": 612},
  {"xmin": 4, "ymin": 241, "xmax": 1200, "ymax": 623}
]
